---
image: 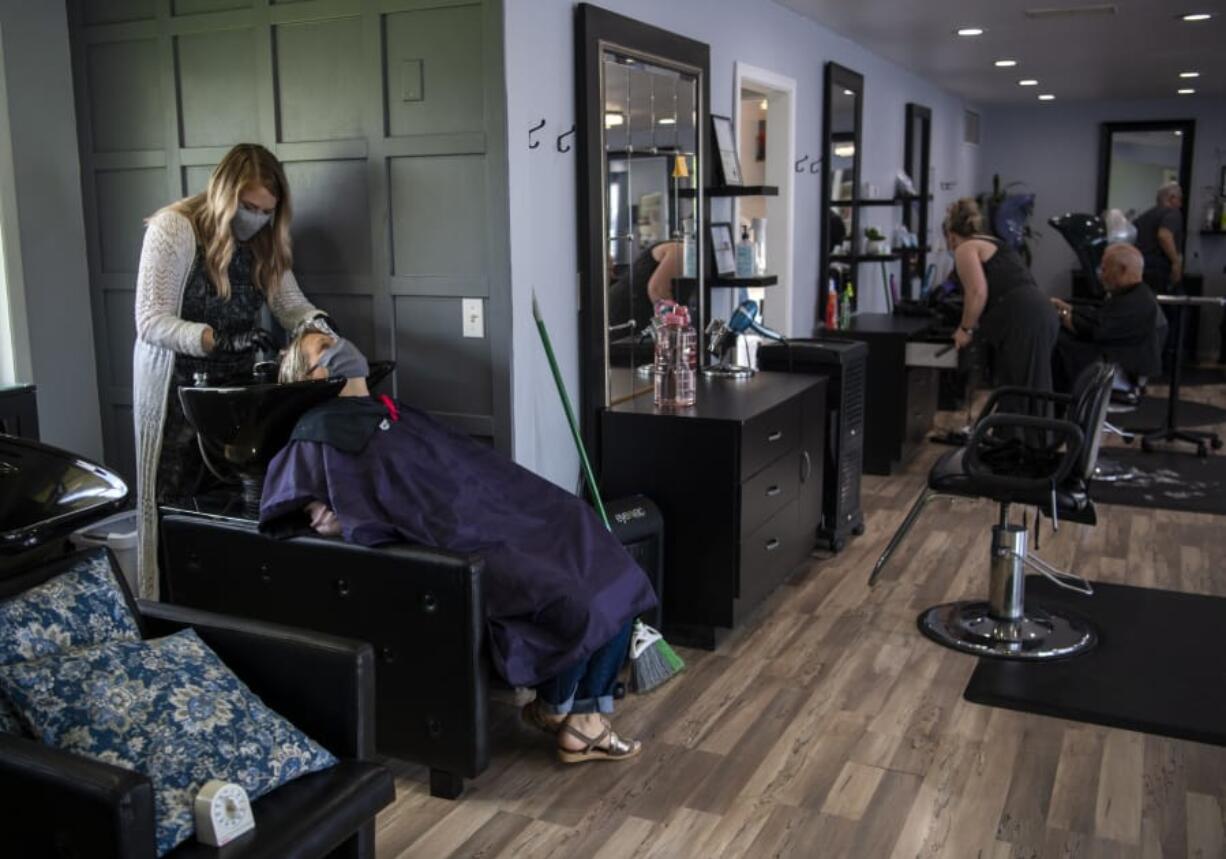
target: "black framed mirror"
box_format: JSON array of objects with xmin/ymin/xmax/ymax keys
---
[
  {"xmin": 902, "ymin": 103, "xmax": 931, "ymax": 301},
  {"xmin": 1097, "ymin": 120, "xmax": 1195, "ymax": 224},
  {"xmin": 818, "ymin": 62, "xmax": 863, "ymax": 328},
  {"xmin": 576, "ymin": 4, "xmax": 710, "ymax": 455}
]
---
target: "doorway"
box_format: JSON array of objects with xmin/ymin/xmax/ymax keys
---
[{"xmin": 734, "ymin": 62, "xmax": 796, "ymax": 338}]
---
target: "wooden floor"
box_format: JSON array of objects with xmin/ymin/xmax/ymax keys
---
[{"xmin": 375, "ymin": 377, "xmax": 1226, "ymax": 858}]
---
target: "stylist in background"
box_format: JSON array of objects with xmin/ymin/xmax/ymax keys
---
[
  {"xmin": 945, "ymin": 198, "xmax": 1059, "ymax": 422},
  {"xmin": 132, "ymin": 143, "xmax": 333, "ymax": 600},
  {"xmin": 1133, "ymin": 182, "xmax": 1184, "ymax": 293}
]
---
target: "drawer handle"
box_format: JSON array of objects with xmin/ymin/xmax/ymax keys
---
[
  {"xmin": 767, "ymin": 431, "xmax": 783, "ymax": 442},
  {"xmin": 335, "ymin": 578, "xmax": 350, "ymax": 598},
  {"xmin": 766, "ymin": 485, "xmax": 782, "ymax": 497},
  {"xmin": 765, "ymin": 538, "xmax": 780, "ymax": 551},
  {"xmin": 801, "ymin": 451, "xmax": 812, "ymax": 482}
]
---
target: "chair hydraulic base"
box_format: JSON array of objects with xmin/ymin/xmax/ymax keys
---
[{"xmin": 917, "ymin": 523, "xmax": 1096, "ymax": 661}]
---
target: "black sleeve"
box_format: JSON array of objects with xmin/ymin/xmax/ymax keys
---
[
  {"xmin": 1160, "ymin": 208, "xmax": 1183, "ymax": 245},
  {"xmin": 1091, "ymin": 293, "xmax": 1157, "ymax": 346}
]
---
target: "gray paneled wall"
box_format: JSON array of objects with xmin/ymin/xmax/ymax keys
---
[{"xmin": 68, "ymin": 0, "xmax": 512, "ymax": 480}]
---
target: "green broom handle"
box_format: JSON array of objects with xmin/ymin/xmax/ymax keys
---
[{"xmin": 533, "ymin": 306, "xmax": 611, "ymax": 530}]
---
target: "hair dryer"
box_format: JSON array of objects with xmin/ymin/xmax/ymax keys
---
[{"xmin": 728, "ymin": 299, "xmax": 785, "ymax": 342}]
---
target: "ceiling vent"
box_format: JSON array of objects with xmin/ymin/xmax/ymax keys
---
[{"xmin": 1024, "ymin": 4, "xmax": 1117, "ymax": 19}]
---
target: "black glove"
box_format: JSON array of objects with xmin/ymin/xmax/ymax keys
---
[{"xmin": 212, "ymin": 327, "xmax": 274, "ymax": 355}]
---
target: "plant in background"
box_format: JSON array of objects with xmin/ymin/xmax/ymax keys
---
[
  {"xmin": 863, "ymin": 226, "xmax": 888, "ymax": 255},
  {"xmin": 978, "ymin": 173, "xmax": 1039, "ymax": 266}
]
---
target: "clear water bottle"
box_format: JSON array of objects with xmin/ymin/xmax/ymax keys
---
[{"xmin": 654, "ymin": 306, "xmax": 696, "ymax": 408}]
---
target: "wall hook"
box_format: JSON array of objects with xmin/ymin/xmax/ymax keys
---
[
  {"xmin": 557, "ymin": 125, "xmax": 576, "ymax": 153},
  {"xmin": 810, "ymin": 158, "xmax": 821, "ymax": 174},
  {"xmin": 528, "ymin": 118, "xmax": 546, "ymax": 149},
  {"xmin": 795, "ymin": 154, "xmax": 809, "ymax": 173}
]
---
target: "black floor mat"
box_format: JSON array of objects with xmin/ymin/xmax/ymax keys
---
[
  {"xmin": 1152, "ymin": 366, "xmax": 1226, "ymax": 387},
  {"xmin": 1091, "ymin": 449, "xmax": 1226, "ymax": 515},
  {"xmin": 964, "ymin": 576, "xmax": 1226, "ymax": 747},
  {"xmin": 1112, "ymin": 395, "xmax": 1226, "ymax": 432}
]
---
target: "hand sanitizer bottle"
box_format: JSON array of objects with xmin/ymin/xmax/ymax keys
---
[{"xmin": 735, "ymin": 225, "xmax": 755, "ymax": 278}]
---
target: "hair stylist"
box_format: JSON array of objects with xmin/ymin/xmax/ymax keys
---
[
  {"xmin": 945, "ymin": 198, "xmax": 1059, "ymax": 419},
  {"xmin": 132, "ymin": 143, "xmax": 334, "ymax": 600}
]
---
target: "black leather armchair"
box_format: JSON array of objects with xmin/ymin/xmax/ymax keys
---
[
  {"xmin": 870, "ymin": 362, "xmax": 1116, "ymax": 661},
  {"xmin": 0, "ymin": 556, "xmax": 395, "ymax": 859},
  {"xmin": 159, "ymin": 515, "xmax": 487, "ymax": 800}
]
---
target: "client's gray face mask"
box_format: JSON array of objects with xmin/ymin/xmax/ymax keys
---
[
  {"xmin": 319, "ymin": 337, "xmax": 370, "ymax": 380},
  {"xmin": 232, "ymin": 206, "xmax": 272, "ymax": 242}
]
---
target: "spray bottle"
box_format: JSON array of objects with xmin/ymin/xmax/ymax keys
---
[{"xmin": 840, "ymin": 281, "xmax": 854, "ymax": 330}]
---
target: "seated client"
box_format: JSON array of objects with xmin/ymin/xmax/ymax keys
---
[
  {"xmin": 262, "ymin": 331, "xmax": 657, "ymax": 764},
  {"xmin": 1049, "ymin": 244, "xmax": 1163, "ymax": 392}
]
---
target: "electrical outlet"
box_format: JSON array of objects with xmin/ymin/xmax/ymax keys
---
[{"xmin": 462, "ymin": 298, "xmax": 484, "ymax": 338}]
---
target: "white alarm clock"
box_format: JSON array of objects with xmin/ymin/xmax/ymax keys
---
[{"xmin": 195, "ymin": 780, "xmax": 255, "ymax": 846}]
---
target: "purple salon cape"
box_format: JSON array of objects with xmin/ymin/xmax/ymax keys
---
[{"xmin": 258, "ymin": 399, "xmax": 657, "ymax": 687}]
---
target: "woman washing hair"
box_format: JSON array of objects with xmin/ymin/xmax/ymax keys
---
[
  {"xmin": 264, "ymin": 332, "xmax": 656, "ymax": 764},
  {"xmin": 133, "ymin": 144, "xmax": 334, "ymax": 600},
  {"xmin": 943, "ymin": 198, "xmax": 1059, "ymax": 422}
]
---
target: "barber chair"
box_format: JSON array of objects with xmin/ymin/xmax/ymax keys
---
[
  {"xmin": 870, "ymin": 362, "xmax": 1116, "ymax": 660},
  {"xmin": 1049, "ymin": 213, "xmax": 1107, "ymax": 299}
]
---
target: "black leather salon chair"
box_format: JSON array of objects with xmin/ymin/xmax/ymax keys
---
[
  {"xmin": 870, "ymin": 362, "xmax": 1116, "ymax": 660},
  {"xmin": 0, "ymin": 552, "xmax": 395, "ymax": 859}
]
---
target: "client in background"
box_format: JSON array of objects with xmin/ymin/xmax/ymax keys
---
[
  {"xmin": 608, "ymin": 240, "xmax": 683, "ymax": 336},
  {"xmin": 1050, "ymin": 244, "xmax": 1163, "ymax": 392},
  {"xmin": 263, "ymin": 332, "xmax": 655, "ymax": 764}
]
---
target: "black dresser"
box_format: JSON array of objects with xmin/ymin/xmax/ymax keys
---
[{"xmin": 601, "ymin": 373, "xmax": 826, "ymax": 649}]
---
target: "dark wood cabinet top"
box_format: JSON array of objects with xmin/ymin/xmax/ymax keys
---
[
  {"xmin": 605, "ymin": 372, "xmax": 823, "ymax": 423},
  {"xmin": 821, "ymin": 313, "xmax": 937, "ymax": 338}
]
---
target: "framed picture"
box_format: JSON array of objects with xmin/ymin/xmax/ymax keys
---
[
  {"xmin": 709, "ymin": 222, "xmax": 736, "ymax": 276},
  {"xmin": 711, "ymin": 114, "xmax": 743, "ymax": 186}
]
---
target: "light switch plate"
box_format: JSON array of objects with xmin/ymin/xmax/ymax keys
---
[
  {"xmin": 402, "ymin": 59, "xmax": 424, "ymax": 102},
  {"xmin": 462, "ymin": 298, "xmax": 484, "ymax": 338}
]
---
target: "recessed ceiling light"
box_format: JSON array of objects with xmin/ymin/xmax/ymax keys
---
[
  {"xmin": 1174, "ymin": 130, "xmax": 1183, "ymax": 136},
  {"xmin": 956, "ymin": 27, "xmax": 984, "ymax": 36},
  {"xmin": 658, "ymin": 117, "xmax": 676, "ymax": 126},
  {"xmin": 1181, "ymin": 13, "xmax": 1212, "ymax": 22},
  {"xmin": 1178, "ymin": 88, "xmax": 1196, "ymax": 95},
  {"xmin": 1038, "ymin": 94, "xmax": 1056, "ymax": 101},
  {"xmin": 604, "ymin": 112, "xmax": 624, "ymax": 128},
  {"xmin": 843, "ymin": 89, "xmax": 854, "ymax": 96},
  {"xmin": 760, "ymin": 98, "xmax": 768, "ymax": 110},
  {"xmin": 1019, "ymin": 79, "xmax": 1039, "ymax": 86},
  {"xmin": 994, "ymin": 59, "xmax": 1018, "ymax": 68},
  {"xmin": 1179, "ymin": 71, "xmax": 1200, "ymax": 78}
]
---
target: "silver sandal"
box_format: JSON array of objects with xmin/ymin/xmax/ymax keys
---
[{"xmin": 556, "ymin": 718, "xmax": 642, "ymax": 764}]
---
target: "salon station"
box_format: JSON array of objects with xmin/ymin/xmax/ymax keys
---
[{"xmin": 1, "ymin": 0, "xmax": 1226, "ymax": 856}]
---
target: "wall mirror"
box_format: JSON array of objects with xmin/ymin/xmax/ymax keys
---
[
  {"xmin": 818, "ymin": 63, "xmax": 863, "ymax": 325},
  {"xmin": 1097, "ymin": 120, "xmax": 1195, "ymax": 221},
  {"xmin": 902, "ymin": 103, "xmax": 932, "ymax": 300},
  {"xmin": 577, "ymin": 4, "xmax": 710, "ymax": 453}
]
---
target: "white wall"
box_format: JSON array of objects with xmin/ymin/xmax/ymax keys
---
[
  {"xmin": 503, "ymin": 0, "xmax": 979, "ymax": 487},
  {"xmin": 979, "ymin": 95, "xmax": 1226, "ymax": 359},
  {"xmin": 0, "ymin": 1, "xmax": 101, "ymax": 459}
]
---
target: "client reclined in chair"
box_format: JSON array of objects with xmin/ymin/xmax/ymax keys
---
[
  {"xmin": 1049, "ymin": 244, "xmax": 1164, "ymax": 392},
  {"xmin": 261, "ymin": 332, "xmax": 657, "ymax": 764},
  {"xmin": 870, "ymin": 361, "xmax": 1116, "ymax": 660}
]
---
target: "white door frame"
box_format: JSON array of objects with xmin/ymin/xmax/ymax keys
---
[
  {"xmin": 0, "ymin": 26, "xmax": 31, "ymax": 385},
  {"xmin": 734, "ymin": 61, "xmax": 796, "ymax": 337}
]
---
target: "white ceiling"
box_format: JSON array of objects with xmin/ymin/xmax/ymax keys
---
[{"xmin": 774, "ymin": 0, "xmax": 1226, "ymax": 104}]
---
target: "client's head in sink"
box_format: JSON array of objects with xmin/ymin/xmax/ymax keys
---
[{"xmin": 280, "ymin": 331, "xmax": 370, "ymax": 398}]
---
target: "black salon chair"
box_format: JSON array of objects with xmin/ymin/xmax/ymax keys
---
[
  {"xmin": 1, "ymin": 551, "xmax": 395, "ymax": 859},
  {"xmin": 870, "ymin": 362, "xmax": 1116, "ymax": 660}
]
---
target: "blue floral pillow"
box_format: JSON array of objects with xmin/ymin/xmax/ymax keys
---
[
  {"xmin": 0, "ymin": 548, "xmax": 140, "ymax": 734},
  {"xmin": 0, "ymin": 628, "xmax": 337, "ymax": 856}
]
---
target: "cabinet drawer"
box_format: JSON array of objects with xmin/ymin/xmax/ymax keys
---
[
  {"xmin": 740, "ymin": 448, "xmax": 799, "ymax": 537},
  {"xmin": 736, "ymin": 501, "xmax": 798, "ymax": 614},
  {"xmin": 741, "ymin": 397, "xmax": 801, "ymax": 480}
]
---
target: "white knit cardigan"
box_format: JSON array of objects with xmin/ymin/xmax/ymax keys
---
[{"xmin": 133, "ymin": 210, "xmax": 324, "ymax": 599}]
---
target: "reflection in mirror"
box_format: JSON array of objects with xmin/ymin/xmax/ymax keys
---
[
  {"xmin": 819, "ymin": 62, "xmax": 863, "ymax": 325},
  {"xmin": 1106, "ymin": 131, "xmax": 1184, "ymax": 219},
  {"xmin": 829, "ymin": 87, "xmax": 857, "ymax": 208},
  {"xmin": 903, "ymin": 103, "xmax": 932, "ymax": 300},
  {"xmin": 602, "ymin": 51, "xmax": 700, "ymax": 406}
]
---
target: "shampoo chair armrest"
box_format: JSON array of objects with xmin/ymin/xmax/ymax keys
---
[
  {"xmin": 976, "ymin": 387, "xmax": 1073, "ymax": 422},
  {"xmin": 0, "ymin": 732, "xmax": 157, "ymax": 858},
  {"xmin": 964, "ymin": 415, "xmax": 1085, "ymax": 493},
  {"xmin": 138, "ymin": 601, "xmax": 376, "ymax": 761}
]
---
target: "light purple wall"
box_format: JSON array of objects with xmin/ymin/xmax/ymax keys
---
[
  {"xmin": 503, "ymin": 0, "xmax": 980, "ymax": 486},
  {"xmin": 979, "ymin": 95, "xmax": 1226, "ymax": 359}
]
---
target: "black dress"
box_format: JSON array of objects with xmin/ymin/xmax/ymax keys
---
[
  {"xmin": 155, "ymin": 246, "xmax": 265, "ymax": 502},
  {"xmin": 976, "ymin": 237, "xmax": 1060, "ymax": 419}
]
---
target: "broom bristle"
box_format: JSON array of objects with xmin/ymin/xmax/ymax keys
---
[{"xmin": 631, "ymin": 638, "xmax": 685, "ymax": 693}]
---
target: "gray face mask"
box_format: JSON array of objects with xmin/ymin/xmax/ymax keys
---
[
  {"xmin": 319, "ymin": 337, "xmax": 370, "ymax": 380},
  {"xmin": 232, "ymin": 206, "xmax": 272, "ymax": 242}
]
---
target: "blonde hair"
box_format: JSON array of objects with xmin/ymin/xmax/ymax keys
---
[
  {"xmin": 943, "ymin": 198, "xmax": 985, "ymax": 238},
  {"xmin": 157, "ymin": 143, "xmax": 293, "ymax": 300},
  {"xmin": 278, "ymin": 330, "xmax": 335, "ymax": 384}
]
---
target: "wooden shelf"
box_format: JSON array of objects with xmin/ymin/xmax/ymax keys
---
[
  {"xmin": 830, "ymin": 253, "xmax": 902, "ymax": 264},
  {"xmin": 1200, "ymin": 229, "xmax": 1226, "ymax": 236},
  {"xmin": 835, "ymin": 195, "xmax": 932, "ymax": 208},
  {"xmin": 710, "ymin": 274, "xmax": 778, "ymax": 288},
  {"xmin": 707, "ymin": 185, "xmax": 779, "ymax": 198}
]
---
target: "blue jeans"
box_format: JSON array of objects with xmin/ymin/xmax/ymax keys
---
[{"xmin": 535, "ymin": 622, "xmax": 632, "ymax": 716}]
